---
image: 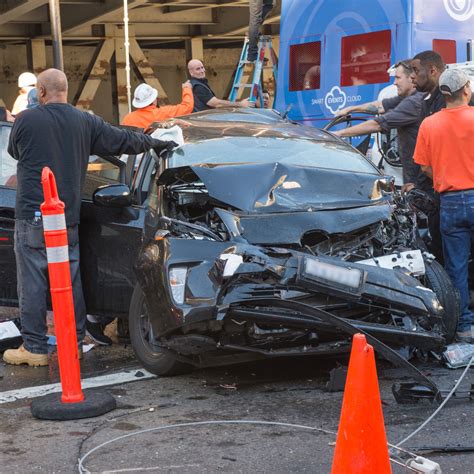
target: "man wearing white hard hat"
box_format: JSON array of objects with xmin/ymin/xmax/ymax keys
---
[
  {"xmin": 122, "ymin": 81, "xmax": 194, "ymax": 129},
  {"xmin": 12, "ymin": 72, "xmax": 37, "ymax": 116}
]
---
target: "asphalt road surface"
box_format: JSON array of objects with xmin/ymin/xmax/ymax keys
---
[{"xmin": 1, "ymin": 343, "xmax": 473, "ymax": 473}]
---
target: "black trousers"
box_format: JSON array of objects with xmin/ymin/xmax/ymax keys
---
[{"xmin": 428, "ymin": 193, "xmax": 444, "ymax": 265}]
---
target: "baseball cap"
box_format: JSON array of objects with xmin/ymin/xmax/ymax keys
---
[
  {"xmin": 132, "ymin": 83, "xmax": 158, "ymax": 108},
  {"xmin": 439, "ymin": 69, "xmax": 470, "ymax": 96},
  {"xmin": 27, "ymin": 88, "xmax": 39, "ymax": 109}
]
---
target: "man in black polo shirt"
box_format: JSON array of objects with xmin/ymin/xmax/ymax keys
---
[
  {"xmin": 4, "ymin": 69, "xmax": 176, "ymax": 367},
  {"xmin": 187, "ymin": 59, "xmax": 253, "ymax": 112}
]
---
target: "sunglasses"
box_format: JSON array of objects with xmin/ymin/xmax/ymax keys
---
[{"xmin": 395, "ymin": 61, "xmax": 413, "ymax": 71}]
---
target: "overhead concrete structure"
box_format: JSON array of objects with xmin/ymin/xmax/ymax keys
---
[
  {"xmin": 0, "ymin": 0, "xmax": 280, "ymax": 122},
  {"xmin": 0, "ymin": 1, "xmax": 280, "ymax": 41}
]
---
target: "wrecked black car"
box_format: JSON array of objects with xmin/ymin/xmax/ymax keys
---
[{"xmin": 127, "ymin": 112, "xmax": 459, "ymax": 375}]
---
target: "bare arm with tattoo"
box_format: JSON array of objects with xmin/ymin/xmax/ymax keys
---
[
  {"xmin": 333, "ymin": 119, "xmax": 381, "ymax": 138},
  {"xmin": 334, "ymin": 101, "xmax": 385, "ymax": 117}
]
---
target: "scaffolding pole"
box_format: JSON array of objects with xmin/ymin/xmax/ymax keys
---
[
  {"xmin": 49, "ymin": 0, "xmax": 64, "ymax": 71},
  {"xmin": 123, "ymin": 0, "xmax": 132, "ymax": 113}
]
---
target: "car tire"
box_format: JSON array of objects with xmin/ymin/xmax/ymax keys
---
[
  {"xmin": 129, "ymin": 284, "xmax": 192, "ymax": 376},
  {"xmin": 423, "ymin": 260, "xmax": 459, "ymax": 344}
]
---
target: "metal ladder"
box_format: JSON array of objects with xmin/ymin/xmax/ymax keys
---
[{"xmin": 228, "ymin": 35, "xmax": 278, "ymax": 107}]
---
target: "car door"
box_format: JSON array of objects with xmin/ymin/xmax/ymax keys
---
[
  {"xmin": 0, "ymin": 121, "xmax": 18, "ymax": 308},
  {"xmin": 79, "ymin": 151, "xmax": 153, "ymax": 319}
]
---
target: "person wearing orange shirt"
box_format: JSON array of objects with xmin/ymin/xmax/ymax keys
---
[
  {"xmin": 413, "ymin": 69, "xmax": 474, "ymax": 343},
  {"xmin": 122, "ymin": 81, "xmax": 194, "ymax": 129}
]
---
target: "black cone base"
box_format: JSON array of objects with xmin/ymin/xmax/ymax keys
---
[{"xmin": 31, "ymin": 389, "xmax": 116, "ymax": 420}]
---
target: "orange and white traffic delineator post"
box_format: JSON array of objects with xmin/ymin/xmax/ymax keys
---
[
  {"xmin": 40, "ymin": 166, "xmax": 83, "ymax": 403},
  {"xmin": 331, "ymin": 333, "xmax": 392, "ymax": 474},
  {"xmin": 31, "ymin": 167, "xmax": 116, "ymax": 420}
]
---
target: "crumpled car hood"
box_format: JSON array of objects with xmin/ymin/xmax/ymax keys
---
[
  {"xmin": 216, "ymin": 206, "xmax": 391, "ymax": 245},
  {"xmin": 160, "ymin": 162, "xmax": 390, "ymax": 214}
]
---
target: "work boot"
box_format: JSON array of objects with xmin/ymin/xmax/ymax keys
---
[{"xmin": 3, "ymin": 345, "xmax": 48, "ymax": 367}]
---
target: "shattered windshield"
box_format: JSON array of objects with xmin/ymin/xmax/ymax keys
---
[{"xmin": 169, "ymin": 137, "xmax": 379, "ymax": 175}]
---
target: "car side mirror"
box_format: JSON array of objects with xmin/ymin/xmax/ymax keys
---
[{"xmin": 93, "ymin": 184, "xmax": 132, "ymax": 208}]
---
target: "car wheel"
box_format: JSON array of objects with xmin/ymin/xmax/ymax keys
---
[
  {"xmin": 423, "ymin": 260, "xmax": 459, "ymax": 344},
  {"xmin": 129, "ymin": 284, "xmax": 192, "ymax": 376}
]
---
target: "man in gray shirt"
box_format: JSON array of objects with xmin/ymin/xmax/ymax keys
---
[{"xmin": 334, "ymin": 61, "xmax": 426, "ymax": 190}]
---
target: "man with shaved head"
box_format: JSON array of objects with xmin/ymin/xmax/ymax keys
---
[
  {"xmin": 4, "ymin": 68, "xmax": 176, "ymax": 367},
  {"xmin": 187, "ymin": 59, "xmax": 253, "ymax": 112}
]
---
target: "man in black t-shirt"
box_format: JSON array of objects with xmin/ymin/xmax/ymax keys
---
[
  {"xmin": 187, "ymin": 59, "xmax": 253, "ymax": 112},
  {"xmin": 3, "ymin": 69, "xmax": 176, "ymax": 367}
]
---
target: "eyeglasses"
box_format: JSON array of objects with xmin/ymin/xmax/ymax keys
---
[{"xmin": 395, "ymin": 61, "xmax": 413, "ymax": 71}]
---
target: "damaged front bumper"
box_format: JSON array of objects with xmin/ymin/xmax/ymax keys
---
[{"xmin": 137, "ymin": 239, "xmax": 446, "ymax": 352}]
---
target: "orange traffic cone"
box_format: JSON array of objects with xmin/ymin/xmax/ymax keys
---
[{"xmin": 331, "ymin": 333, "xmax": 391, "ymax": 474}]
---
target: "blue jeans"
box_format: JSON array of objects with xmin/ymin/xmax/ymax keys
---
[
  {"xmin": 440, "ymin": 191, "xmax": 474, "ymax": 332},
  {"xmin": 14, "ymin": 219, "xmax": 86, "ymax": 354},
  {"xmin": 248, "ymin": 0, "xmax": 275, "ymax": 60}
]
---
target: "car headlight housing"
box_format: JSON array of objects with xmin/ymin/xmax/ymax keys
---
[{"xmin": 169, "ymin": 267, "xmax": 187, "ymax": 304}]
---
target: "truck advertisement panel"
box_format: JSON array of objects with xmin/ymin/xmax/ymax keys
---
[{"xmin": 275, "ymin": 0, "xmax": 473, "ymax": 125}]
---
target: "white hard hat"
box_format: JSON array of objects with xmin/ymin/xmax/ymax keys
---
[
  {"xmin": 18, "ymin": 72, "xmax": 37, "ymax": 88},
  {"xmin": 132, "ymin": 83, "xmax": 158, "ymax": 108}
]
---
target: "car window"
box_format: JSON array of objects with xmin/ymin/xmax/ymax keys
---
[
  {"xmin": 0, "ymin": 124, "xmax": 17, "ymax": 188},
  {"xmin": 131, "ymin": 152, "xmax": 155, "ymax": 206},
  {"xmin": 82, "ymin": 155, "xmax": 123, "ymax": 199},
  {"xmin": 169, "ymin": 137, "xmax": 379, "ymax": 175}
]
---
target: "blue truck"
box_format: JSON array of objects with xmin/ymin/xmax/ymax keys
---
[{"xmin": 275, "ymin": 0, "xmax": 474, "ymax": 126}]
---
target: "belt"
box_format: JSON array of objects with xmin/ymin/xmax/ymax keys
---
[{"xmin": 440, "ymin": 188, "xmax": 474, "ymax": 195}]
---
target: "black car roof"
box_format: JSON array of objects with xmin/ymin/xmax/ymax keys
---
[
  {"xmin": 181, "ymin": 108, "xmax": 287, "ymax": 124},
  {"xmin": 148, "ymin": 108, "xmax": 338, "ymax": 144}
]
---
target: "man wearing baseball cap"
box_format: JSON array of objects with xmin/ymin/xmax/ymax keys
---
[
  {"xmin": 122, "ymin": 81, "xmax": 194, "ymax": 129},
  {"xmin": 414, "ymin": 69, "xmax": 474, "ymax": 343}
]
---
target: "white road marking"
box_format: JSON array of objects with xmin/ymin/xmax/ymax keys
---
[
  {"xmin": 0, "ymin": 369, "xmax": 156, "ymax": 404},
  {"xmin": 103, "ymin": 465, "xmax": 201, "ymax": 473}
]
